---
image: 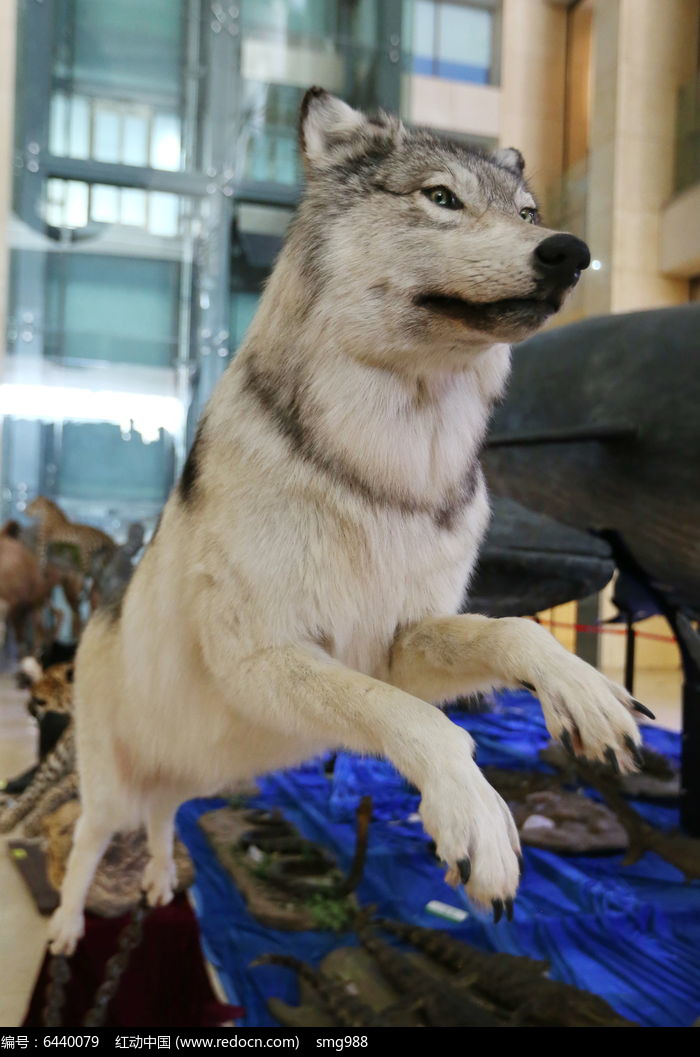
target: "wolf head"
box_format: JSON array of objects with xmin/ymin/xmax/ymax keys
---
[{"xmin": 287, "ymin": 88, "xmax": 589, "ymax": 367}]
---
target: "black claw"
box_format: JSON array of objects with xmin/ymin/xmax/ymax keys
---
[
  {"xmin": 505, "ymin": 898, "xmax": 514, "ymax": 922},
  {"xmin": 604, "ymin": 745, "xmax": 621, "ymax": 775},
  {"xmin": 517, "ymin": 853, "xmax": 525, "ymax": 878},
  {"xmin": 492, "ymin": 898, "xmax": 504, "ymax": 924},
  {"xmin": 457, "ymin": 857, "xmax": 472, "ymax": 885},
  {"xmin": 632, "ymin": 699, "xmax": 656, "ymax": 721},
  {"xmin": 560, "ymin": 729, "xmax": 576, "ymax": 757},
  {"xmin": 624, "ymin": 735, "xmax": 645, "ymax": 769},
  {"xmin": 520, "ymin": 680, "xmax": 536, "ymax": 693}
]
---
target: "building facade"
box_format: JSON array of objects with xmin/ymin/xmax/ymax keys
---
[{"xmin": 0, "ymin": 0, "xmax": 697, "ymax": 547}]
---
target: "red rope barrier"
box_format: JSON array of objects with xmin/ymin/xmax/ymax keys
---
[{"xmin": 541, "ymin": 619, "xmax": 676, "ymax": 644}]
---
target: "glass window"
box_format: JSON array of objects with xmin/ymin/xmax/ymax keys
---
[
  {"xmin": 407, "ymin": 1, "xmax": 497, "ymax": 85},
  {"xmin": 41, "ymin": 179, "xmax": 185, "ymax": 238},
  {"xmin": 68, "ymin": 96, "xmax": 91, "ymax": 159},
  {"xmin": 91, "ymin": 183, "xmax": 120, "ymax": 224},
  {"xmin": 436, "ymin": 3, "xmax": 492, "ymax": 83},
  {"xmin": 1, "ymin": 416, "xmax": 175, "ymax": 531},
  {"xmin": 54, "ymin": 0, "xmax": 184, "ymax": 101},
  {"xmin": 50, "ymin": 92, "xmax": 185, "ymax": 173},
  {"xmin": 150, "ymin": 114, "xmax": 182, "ymax": 172},
  {"xmin": 123, "ymin": 113, "xmax": 149, "ymax": 167},
  {"xmin": 120, "ymin": 188, "xmax": 148, "ymax": 228},
  {"xmin": 50, "ymin": 0, "xmax": 190, "ymax": 171},
  {"xmin": 6, "ymin": 0, "xmax": 408, "ymax": 534},
  {"xmin": 412, "ymin": 1, "xmax": 437, "ymax": 76},
  {"xmin": 238, "ymin": 83, "xmax": 304, "ymax": 185},
  {"xmin": 148, "ymin": 192, "xmax": 181, "ymax": 238},
  {"xmin": 241, "ymin": 0, "xmax": 339, "ymax": 42},
  {"xmin": 92, "ymin": 104, "xmax": 122, "ymax": 163},
  {"xmin": 45, "ymin": 254, "xmax": 180, "ymax": 368},
  {"xmin": 45, "ymin": 179, "xmax": 89, "ymax": 228},
  {"xmin": 58, "ymin": 422, "xmax": 174, "ymax": 505}
]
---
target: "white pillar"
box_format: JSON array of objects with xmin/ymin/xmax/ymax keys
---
[{"xmin": 499, "ymin": 0, "xmax": 567, "ymax": 201}]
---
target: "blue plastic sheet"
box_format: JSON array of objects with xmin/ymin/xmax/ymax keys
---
[{"xmin": 176, "ymin": 690, "xmax": 700, "ymax": 1027}]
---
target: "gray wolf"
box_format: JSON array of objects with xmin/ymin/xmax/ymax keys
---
[{"xmin": 49, "ymin": 89, "xmax": 643, "ymax": 954}]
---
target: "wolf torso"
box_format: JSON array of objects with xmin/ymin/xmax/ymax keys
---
[
  {"xmin": 77, "ymin": 340, "xmax": 509, "ymax": 803},
  {"xmin": 52, "ymin": 91, "xmax": 642, "ymax": 958}
]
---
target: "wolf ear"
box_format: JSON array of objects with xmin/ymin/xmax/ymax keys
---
[
  {"xmin": 492, "ymin": 146, "xmax": 526, "ymax": 178},
  {"xmin": 299, "ymin": 86, "xmax": 399, "ymax": 171},
  {"xmin": 299, "ymin": 87, "xmax": 367, "ymax": 168}
]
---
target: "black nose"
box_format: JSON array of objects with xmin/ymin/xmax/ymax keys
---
[{"xmin": 534, "ymin": 233, "xmax": 590, "ymax": 287}]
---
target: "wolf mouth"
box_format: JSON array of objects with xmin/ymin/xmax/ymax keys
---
[{"xmin": 415, "ymin": 292, "xmax": 560, "ymax": 329}]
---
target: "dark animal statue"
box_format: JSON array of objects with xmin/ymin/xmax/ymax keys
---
[
  {"xmin": 483, "ymin": 304, "xmax": 700, "ymax": 616},
  {"xmin": 480, "ymin": 304, "xmax": 700, "ymax": 834}
]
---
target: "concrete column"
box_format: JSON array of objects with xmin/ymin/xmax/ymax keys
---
[
  {"xmin": 499, "ymin": 0, "xmax": 568, "ymax": 201},
  {"xmin": 584, "ymin": 0, "xmax": 698, "ymax": 316},
  {"xmin": 609, "ymin": 0, "xmax": 698, "ymax": 311},
  {"xmin": 582, "ymin": 0, "xmax": 620, "ymax": 316}
]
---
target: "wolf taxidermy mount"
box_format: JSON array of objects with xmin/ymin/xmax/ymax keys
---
[{"xmin": 49, "ymin": 89, "xmax": 647, "ymax": 954}]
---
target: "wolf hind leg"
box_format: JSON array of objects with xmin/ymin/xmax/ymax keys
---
[
  {"xmin": 141, "ymin": 792, "xmax": 181, "ymax": 907},
  {"xmin": 48, "ymin": 809, "xmax": 115, "ymax": 956}
]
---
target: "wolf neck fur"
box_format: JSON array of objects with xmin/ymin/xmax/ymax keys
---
[{"xmin": 229, "ymin": 254, "xmax": 511, "ymax": 523}]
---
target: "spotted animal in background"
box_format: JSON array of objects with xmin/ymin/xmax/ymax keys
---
[{"xmin": 0, "ymin": 661, "xmax": 76, "ymax": 834}]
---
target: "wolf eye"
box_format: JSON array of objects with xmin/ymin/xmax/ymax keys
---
[
  {"xmin": 519, "ymin": 207, "xmax": 537, "ymax": 223},
  {"xmin": 423, "ymin": 186, "xmax": 463, "ymax": 210}
]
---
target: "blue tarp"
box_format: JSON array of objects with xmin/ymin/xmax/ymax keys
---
[{"xmin": 176, "ymin": 690, "xmax": 700, "ymax": 1027}]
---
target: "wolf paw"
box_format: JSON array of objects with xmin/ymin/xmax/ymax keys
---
[
  {"xmin": 141, "ymin": 858, "xmax": 176, "ymax": 907},
  {"xmin": 419, "ymin": 737, "xmax": 520, "ymax": 917},
  {"xmin": 526, "ymin": 652, "xmax": 646, "ymax": 774},
  {"xmin": 48, "ymin": 906, "xmax": 84, "ymax": 957}
]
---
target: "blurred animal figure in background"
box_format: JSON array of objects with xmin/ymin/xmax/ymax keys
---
[
  {"xmin": 0, "ymin": 519, "xmax": 54, "ymax": 655},
  {"xmin": 89, "ymin": 522, "xmax": 144, "ymax": 611},
  {"xmin": 26, "ymin": 496, "xmax": 116, "ymax": 573},
  {"xmin": 22, "ymin": 496, "xmax": 118, "ymax": 638}
]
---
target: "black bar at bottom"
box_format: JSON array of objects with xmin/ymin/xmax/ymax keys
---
[{"xmin": 0, "ymin": 1026, "xmax": 421, "ymax": 1046}]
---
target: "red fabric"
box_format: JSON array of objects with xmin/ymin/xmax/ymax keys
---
[{"xmin": 24, "ymin": 894, "xmax": 242, "ymax": 1028}]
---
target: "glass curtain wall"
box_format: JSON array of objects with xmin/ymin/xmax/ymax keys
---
[
  {"xmin": 404, "ymin": 1, "xmax": 501, "ymax": 85},
  {"xmin": 3, "ymin": 0, "xmax": 404, "ymax": 537}
]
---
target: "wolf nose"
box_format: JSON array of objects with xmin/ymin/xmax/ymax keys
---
[{"xmin": 534, "ymin": 233, "xmax": 591, "ymax": 286}]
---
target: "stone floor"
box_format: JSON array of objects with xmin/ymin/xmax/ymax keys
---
[{"xmin": 0, "ymin": 665, "xmax": 684, "ymax": 1027}]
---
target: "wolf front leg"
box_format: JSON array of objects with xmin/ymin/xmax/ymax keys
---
[
  {"xmin": 389, "ymin": 615, "xmax": 644, "ymax": 773},
  {"xmin": 48, "ymin": 812, "xmax": 115, "ymax": 955},
  {"xmin": 237, "ymin": 645, "xmax": 520, "ymax": 910}
]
